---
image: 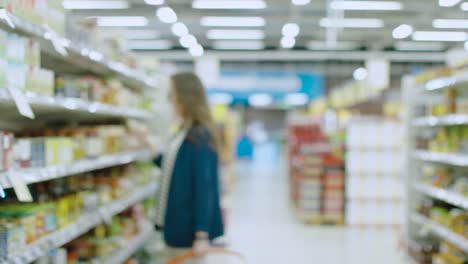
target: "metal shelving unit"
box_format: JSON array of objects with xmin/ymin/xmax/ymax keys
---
[
  {"xmin": 0, "ymin": 9, "xmax": 155, "ymax": 91},
  {"xmin": 414, "ymin": 150, "xmax": 468, "ymax": 167},
  {"xmin": 0, "ymin": 150, "xmax": 152, "ymax": 188},
  {"xmin": 104, "ymin": 222, "xmax": 154, "ymax": 264},
  {"xmin": 414, "ymin": 183, "xmax": 468, "ymax": 210},
  {"xmin": 2, "ymin": 182, "xmax": 158, "ymax": 264},
  {"xmin": 410, "ymin": 213, "xmax": 468, "ymax": 252}
]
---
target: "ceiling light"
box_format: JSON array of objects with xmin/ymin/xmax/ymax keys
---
[
  {"xmin": 249, "ymin": 94, "xmax": 273, "ymax": 107},
  {"xmin": 439, "ymin": 0, "xmax": 462, "ymax": 6},
  {"xmin": 127, "ymin": 40, "xmax": 172, "ymax": 50},
  {"xmin": 200, "ymin": 16, "xmax": 265, "ymax": 27},
  {"xmin": 209, "ymin": 93, "xmax": 234, "ymax": 105},
  {"xmin": 193, "ymin": 0, "xmax": 266, "ymax": 9},
  {"xmin": 433, "ymin": 19, "xmax": 468, "ymax": 29},
  {"xmin": 395, "ymin": 41, "xmax": 446, "ymax": 51},
  {"xmin": 172, "ymin": 22, "xmax": 189, "ymax": 37},
  {"xmin": 320, "ymin": 18, "xmax": 384, "ymax": 28},
  {"xmin": 213, "ymin": 40, "xmax": 265, "ymax": 50},
  {"xmin": 330, "ymin": 1, "xmax": 402, "ymax": 10},
  {"xmin": 207, "ymin": 29, "xmax": 264, "ymax": 40},
  {"xmin": 307, "ymin": 41, "xmax": 359, "ymax": 50},
  {"xmin": 156, "ymin": 7, "xmax": 177, "ymax": 24},
  {"xmin": 462, "ymin": 2, "xmax": 468, "ymax": 10},
  {"xmin": 180, "ymin": 35, "xmax": 198, "ymax": 48},
  {"xmin": 63, "ymin": 0, "xmax": 129, "ymax": 9},
  {"xmin": 144, "ymin": 0, "xmax": 164, "ymax": 5},
  {"xmin": 282, "ymin": 23, "xmax": 300, "ymax": 37},
  {"xmin": 96, "ymin": 16, "xmax": 148, "ymax": 27},
  {"xmin": 189, "ymin": 44, "xmax": 204, "ymax": 57},
  {"xmin": 285, "ymin": 93, "xmax": 309, "ymax": 106},
  {"xmin": 465, "ymin": 41, "xmax": 468, "ymax": 50},
  {"xmin": 412, "ymin": 31, "xmax": 468, "ymax": 42},
  {"xmin": 292, "ymin": 0, "xmax": 311, "ymax": 5},
  {"xmin": 126, "ymin": 29, "xmax": 160, "ymax": 40},
  {"xmin": 353, "ymin": 68, "xmax": 368, "ymax": 81},
  {"xmin": 281, "ymin": 37, "xmax": 296, "ymax": 49},
  {"xmin": 392, "ymin": 24, "xmax": 413, "ymax": 39}
]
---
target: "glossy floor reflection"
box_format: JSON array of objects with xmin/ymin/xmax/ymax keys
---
[{"xmin": 227, "ymin": 143, "xmax": 407, "ymax": 264}]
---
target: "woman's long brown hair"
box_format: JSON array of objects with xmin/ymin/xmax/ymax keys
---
[{"xmin": 170, "ymin": 72, "xmax": 219, "ymax": 152}]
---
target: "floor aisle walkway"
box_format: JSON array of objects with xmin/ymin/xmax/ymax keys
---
[{"xmin": 227, "ymin": 144, "xmax": 407, "ymax": 264}]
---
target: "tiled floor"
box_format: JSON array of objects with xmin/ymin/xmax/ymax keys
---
[{"xmin": 227, "ymin": 144, "xmax": 408, "ymax": 264}]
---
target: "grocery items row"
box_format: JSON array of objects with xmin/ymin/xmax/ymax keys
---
[
  {"xmin": 0, "ymin": 163, "xmax": 158, "ymax": 263},
  {"xmin": 0, "ymin": 125, "xmax": 146, "ymax": 173},
  {"xmin": 0, "ymin": 1, "xmax": 155, "ymax": 90},
  {"xmin": 287, "ymin": 115, "xmax": 345, "ymax": 224}
]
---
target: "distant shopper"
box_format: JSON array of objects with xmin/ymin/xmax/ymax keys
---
[{"xmin": 154, "ymin": 72, "xmax": 224, "ymax": 262}]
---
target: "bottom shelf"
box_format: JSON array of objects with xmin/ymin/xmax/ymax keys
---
[
  {"xmin": 104, "ymin": 221, "xmax": 154, "ymax": 264},
  {"xmin": 410, "ymin": 213, "xmax": 468, "ymax": 252}
]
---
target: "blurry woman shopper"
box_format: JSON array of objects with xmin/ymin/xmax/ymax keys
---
[{"xmin": 153, "ymin": 72, "xmax": 224, "ymax": 263}]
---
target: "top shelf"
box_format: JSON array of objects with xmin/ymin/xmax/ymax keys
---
[
  {"xmin": 0, "ymin": 10, "xmax": 155, "ymax": 91},
  {"xmin": 423, "ymin": 73, "xmax": 468, "ymax": 92}
]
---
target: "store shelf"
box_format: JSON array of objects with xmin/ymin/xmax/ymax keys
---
[
  {"xmin": 104, "ymin": 222, "xmax": 154, "ymax": 264},
  {"xmin": 0, "ymin": 10, "xmax": 155, "ymax": 90},
  {"xmin": 0, "ymin": 149, "xmax": 152, "ymax": 189},
  {"xmin": 414, "ymin": 150, "xmax": 468, "ymax": 167},
  {"xmin": 0, "ymin": 90, "xmax": 152, "ymax": 121},
  {"xmin": 414, "ymin": 183, "xmax": 468, "ymax": 210},
  {"xmin": 424, "ymin": 73, "xmax": 468, "ymax": 91},
  {"xmin": 410, "ymin": 213, "xmax": 468, "ymax": 252},
  {"xmin": 413, "ymin": 114, "xmax": 468, "ymax": 127},
  {"xmin": 2, "ymin": 182, "xmax": 158, "ymax": 264}
]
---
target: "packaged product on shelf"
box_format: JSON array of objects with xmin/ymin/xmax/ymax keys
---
[{"xmin": 0, "ymin": 132, "xmax": 14, "ymax": 172}]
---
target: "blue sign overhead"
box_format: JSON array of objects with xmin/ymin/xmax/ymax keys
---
[{"xmin": 207, "ymin": 70, "xmax": 325, "ymax": 106}]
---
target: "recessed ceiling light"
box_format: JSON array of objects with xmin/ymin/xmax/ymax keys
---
[
  {"xmin": 126, "ymin": 29, "xmax": 160, "ymax": 40},
  {"xmin": 281, "ymin": 37, "xmax": 296, "ymax": 49},
  {"xmin": 395, "ymin": 41, "xmax": 446, "ymax": 51},
  {"xmin": 282, "ymin": 23, "xmax": 300, "ymax": 37},
  {"xmin": 320, "ymin": 18, "xmax": 384, "ymax": 28},
  {"xmin": 63, "ymin": 0, "xmax": 129, "ymax": 9},
  {"xmin": 127, "ymin": 40, "xmax": 172, "ymax": 50},
  {"xmin": 213, "ymin": 40, "xmax": 265, "ymax": 50},
  {"xmin": 462, "ymin": 2, "xmax": 468, "ymax": 10},
  {"xmin": 392, "ymin": 24, "xmax": 413, "ymax": 39},
  {"xmin": 353, "ymin": 67, "xmax": 368, "ymax": 81},
  {"xmin": 330, "ymin": 1, "xmax": 403, "ymax": 10},
  {"xmin": 433, "ymin": 19, "xmax": 468, "ymax": 29},
  {"xmin": 307, "ymin": 41, "xmax": 359, "ymax": 50},
  {"xmin": 179, "ymin": 35, "xmax": 198, "ymax": 48},
  {"xmin": 189, "ymin": 44, "xmax": 204, "ymax": 57},
  {"xmin": 96, "ymin": 16, "xmax": 148, "ymax": 27},
  {"xmin": 156, "ymin": 7, "xmax": 177, "ymax": 24},
  {"xmin": 249, "ymin": 94, "xmax": 273, "ymax": 107},
  {"xmin": 412, "ymin": 31, "xmax": 468, "ymax": 42},
  {"xmin": 292, "ymin": 0, "xmax": 311, "ymax": 5},
  {"xmin": 172, "ymin": 22, "xmax": 189, "ymax": 37},
  {"xmin": 207, "ymin": 29, "xmax": 265, "ymax": 40},
  {"xmin": 144, "ymin": 0, "xmax": 164, "ymax": 5},
  {"xmin": 439, "ymin": 0, "xmax": 462, "ymax": 7},
  {"xmin": 193, "ymin": 0, "xmax": 266, "ymax": 9},
  {"xmin": 285, "ymin": 93, "xmax": 309, "ymax": 106},
  {"xmin": 200, "ymin": 16, "xmax": 265, "ymax": 27}
]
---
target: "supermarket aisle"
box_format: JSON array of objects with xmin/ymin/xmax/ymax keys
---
[{"xmin": 227, "ymin": 143, "xmax": 407, "ymax": 264}]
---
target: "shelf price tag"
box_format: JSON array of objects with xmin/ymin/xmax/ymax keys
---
[
  {"xmin": 43, "ymin": 26, "xmax": 68, "ymax": 57},
  {"xmin": 99, "ymin": 208, "xmax": 112, "ymax": 225},
  {"xmin": 7, "ymin": 171, "xmax": 33, "ymax": 202},
  {"xmin": 7, "ymin": 86, "xmax": 35, "ymax": 119},
  {"xmin": 0, "ymin": 9, "xmax": 15, "ymax": 28}
]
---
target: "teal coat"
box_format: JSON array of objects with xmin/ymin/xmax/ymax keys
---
[{"xmin": 154, "ymin": 127, "xmax": 224, "ymax": 247}]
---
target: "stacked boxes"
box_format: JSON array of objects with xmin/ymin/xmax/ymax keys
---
[
  {"xmin": 345, "ymin": 119, "xmax": 404, "ymax": 227},
  {"xmin": 288, "ymin": 115, "xmax": 345, "ymax": 223}
]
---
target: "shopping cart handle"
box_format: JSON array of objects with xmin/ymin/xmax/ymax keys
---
[{"xmin": 164, "ymin": 248, "xmax": 247, "ymax": 264}]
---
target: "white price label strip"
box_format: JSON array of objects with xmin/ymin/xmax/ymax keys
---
[
  {"xmin": 100, "ymin": 208, "xmax": 113, "ymax": 225},
  {"xmin": 44, "ymin": 27, "xmax": 68, "ymax": 57},
  {"xmin": 7, "ymin": 86, "xmax": 35, "ymax": 119},
  {"xmin": 7, "ymin": 171, "xmax": 33, "ymax": 202},
  {"xmin": 0, "ymin": 9, "xmax": 15, "ymax": 28}
]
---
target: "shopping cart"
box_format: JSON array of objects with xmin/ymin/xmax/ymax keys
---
[{"xmin": 164, "ymin": 249, "xmax": 246, "ymax": 264}]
